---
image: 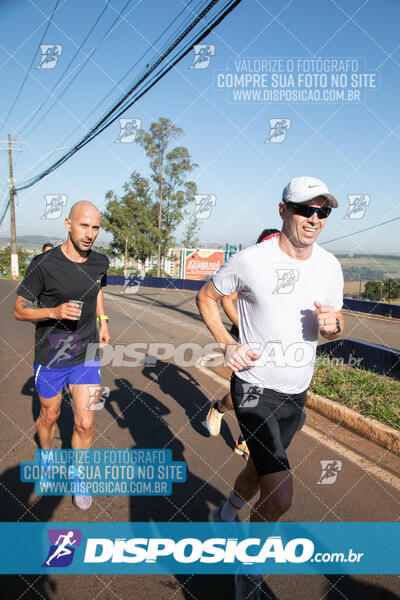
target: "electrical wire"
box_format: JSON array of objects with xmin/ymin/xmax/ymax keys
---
[
  {"xmin": 0, "ymin": 0, "xmax": 201, "ymax": 221},
  {"xmin": 16, "ymin": 0, "xmax": 112, "ymax": 137},
  {"xmin": 2, "ymin": 0, "xmax": 61, "ymax": 131},
  {"xmin": 22, "ymin": 0, "xmax": 132, "ymax": 139},
  {"xmin": 59, "ymin": 0, "xmax": 205, "ymax": 147},
  {"xmin": 14, "ymin": 0, "xmax": 239, "ymax": 193},
  {"xmin": 58, "ymin": 0, "xmax": 220, "ymax": 150},
  {"xmin": 320, "ymin": 216, "xmax": 400, "ymax": 245}
]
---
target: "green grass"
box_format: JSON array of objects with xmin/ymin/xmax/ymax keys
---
[{"xmin": 310, "ymin": 355, "xmax": 400, "ymax": 429}]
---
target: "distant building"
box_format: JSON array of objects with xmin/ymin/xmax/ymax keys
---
[
  {"xmin": 130, "ymin": 247, "xmax": 180, "ymax": 277},
  {"xmin": 108, "ymin": 245, "xmax": 235, "ymax": 280}
]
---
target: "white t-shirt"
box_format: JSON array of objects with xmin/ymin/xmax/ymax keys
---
[{"xmin": 211, "ymin": 236, "xmax": 344, "ymax": 394}]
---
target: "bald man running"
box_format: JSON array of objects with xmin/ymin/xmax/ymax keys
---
[{"xmin": 14, "ymin": 201, "xmax": 110, "ymax": 511}]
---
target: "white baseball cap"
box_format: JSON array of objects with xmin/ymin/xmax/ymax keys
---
[{"xmin": 282, "ymin": 176, "xmax": 338, "ymax": 208}]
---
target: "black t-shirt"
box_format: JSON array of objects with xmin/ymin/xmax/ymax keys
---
[{"xmin": 17, "ymin": 246, "xmax": 109, "ymax": 367}]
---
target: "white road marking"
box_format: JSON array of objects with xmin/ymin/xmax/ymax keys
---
[{"xmin": 104, "ymin": 291, "xmax": 210, "ymax": 335}]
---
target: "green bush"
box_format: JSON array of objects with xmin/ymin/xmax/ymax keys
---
[
  {"xmin": 107, "ymin": 266, "xmax": 125, "ymax": 276},
  {"xmin": 145, "ymin": 268, "xmax": 171, "ymax": 278},
  {"xmin": 0, "ymin": 245, "xmax": 31, "ymax": 278}
]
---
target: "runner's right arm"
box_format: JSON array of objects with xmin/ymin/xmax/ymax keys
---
[
  {"xmin": 196, "ymin": 282, "xmax": 259, "ymax": 372},
  {"xmin": 14, "ymin": 297, "xmax": 81, "ymax": 322},
  {"xmin": 14, "ymin": 254, "xmax": 81, "ymax": 322},
  {"xmin": 221, "ymin": 292, "xmax": 238, "ymax": 327}
]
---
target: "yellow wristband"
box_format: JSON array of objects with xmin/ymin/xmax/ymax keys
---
[{"xmin": 97, "ymin": 315, "xmax": 109, "ymax": 323}]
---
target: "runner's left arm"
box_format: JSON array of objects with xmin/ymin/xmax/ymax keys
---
[
  {"xmin": 315, "ymin": 258, "xmax": 344, "ymax": 340},
  {"xmin": 314, "ymin": 303, "xmax": 344, "ymax": 340},
  {"xmin": 97, "ymin": 289, "xmax": 110, "ymax": 346}
]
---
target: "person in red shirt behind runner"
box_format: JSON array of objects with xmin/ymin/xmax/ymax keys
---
[
  {"xmin": 14, "ymin": 201, "xmax": 110, "ymax": 511},
  {"xmin": 206, "ymin": 228, "xmax": 280, "ymax": 460},
  {"xmin": 197, "ymin": 176, "xmax": 344, "ymax": 600}
]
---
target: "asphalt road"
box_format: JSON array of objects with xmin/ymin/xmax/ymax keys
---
[
  {"xmin": 337, "ymin": 309, "xmax": 400, "ymax": 351},
  {"xmin": 0, "ymin": 279, "xmax": 399, "ymax": 599}
]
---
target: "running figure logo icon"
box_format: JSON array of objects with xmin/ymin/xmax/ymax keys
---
[
  {"xmin": 194, "ymin": 194, "xmax": 217, "ymax": 220},
  {"xmin": 272, "ymin": 269, "xmax": 299, "ymax": 294},
  {"xmin": 239, "ymin": 384, "xmax": 263, "ymax": 408},
  {"xmin": 265, "ymin": 119, "xmax": 291, "ymax": 143},
  {"xmin": 115, "ymin": 118, "xmax": 142, "ymax": 143},
  {"xmin": 317, "ymin": 460, "xmax": 342, "ymax": 484},
  {"xmin": 190, "ymin": 44, "xmax": 215, "ymax": 69},
  {"xmin": 41, "ymin": 194, "xmax": 67, "ymax": 219},
  {"xmin": 37, "ymin": 45, "xmax": 62, "ymax": 69},
  {"xmin": 47, "ymin": 334, "xmax": 81, "ymax": 368},
  {"xmin": 344, "ymin": 194, "xmax": 370, "ymax": 219},
  {"xmin": 121, "ymin": 272, "xmax": 144, "ymax": 294},
  {"xmin": 42, "ymin": 529, "xmax": 82, "ymax": 567}
]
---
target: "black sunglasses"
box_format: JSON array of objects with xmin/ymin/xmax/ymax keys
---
[{"xmin": 285, "ymin": 201, "xmax": 332, "ymax": 219}]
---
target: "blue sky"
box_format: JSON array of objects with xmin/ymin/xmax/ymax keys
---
[{"xmin": 0, "ymin": 0, "xmax": 399, "ymax": 255}]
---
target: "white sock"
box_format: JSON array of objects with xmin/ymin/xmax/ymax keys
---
[{"xmin": 220, "ymin": 490, "xmax": 246, "ymax": 521}]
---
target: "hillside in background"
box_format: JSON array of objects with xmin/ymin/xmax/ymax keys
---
[
  {"xmin": 0, "ymin": 235, "xmax": 64, "ymax": 251},
  {"xmin": 1, "ymin": 236, "xmax": 399, "ymax": 283},
  {"xmin": 338, "ymin": 256, "xmax": 400, "ymax": 282}
]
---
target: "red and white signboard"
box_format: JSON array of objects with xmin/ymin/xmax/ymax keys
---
[
  {"xmin": 183, "ymin": 249, "xmax": 224, "ymax": 280},
  {"xmin": 11, "ymin": 253, "xmax": 19, "ymax": 280}
]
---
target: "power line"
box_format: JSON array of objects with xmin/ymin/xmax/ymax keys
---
[
  {"xmin": 16, "ymin": 0, "xmax": 112, "ymax": 137},
  {"xmin": 22, "ymin": 0, "xmax": 132, "ymax": 140},
  {"xmin": 0, "ymin": 0, "xmax": 200, "ymax": 222},
  {"xmin": 321, "ymin": 216, "xmax": 400, "ymax": 245},
  {"xmin": 83, "ymin": 0, "xmax": 239, "ymax": 142},
  {"xmin": 57, "ymin": 0, "xmax": 211, "ymax": 149},
  {"xmin": 14, "ymin": 0, "xmax": 239, "ymax": 192},
  {"xmin": 0, "ymin": 0, "xmax": 133, "ymax": 221},
  {"xmin": 59, "ymin": 0, "xmax": 204, "ymax": 147},
  {"xmin": 2, "ymin": 0, "xmax": 61, "ymax": 130}
]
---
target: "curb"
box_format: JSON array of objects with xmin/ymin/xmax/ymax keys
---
[
  {"xmin": 342, "ymin": 308, "xmax": 398, "ymax": 324},
  {"xmin": 200, "ymin": 358, "xmax": 400, "ymax": 457},
  {"xmin": 306, "ymin": 391, "xmax": 400, "ymax": 456}
]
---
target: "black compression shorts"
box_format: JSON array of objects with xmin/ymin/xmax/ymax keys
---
[
  {"xmin": 229, "ymin": 323, "xmax": 239, "ymax": 341},
  {"xmin": 230, "ymin": 374, "xmax": 307, "ymax": 476}
]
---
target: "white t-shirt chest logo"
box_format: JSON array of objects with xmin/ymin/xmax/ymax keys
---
[{"xmin": 272, "ymin": 269, "xmax": 299, "ymax": 294}]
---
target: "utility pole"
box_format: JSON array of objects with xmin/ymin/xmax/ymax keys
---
[
  {"xmin": 0, "ymin": 136, "xmax": 24, "ymax": 279},
  {"xmin": 157, "ymin": 158, "xmax": 164, "ymax": 278},
  {"xmin": 8, "ymin": 135, "xmax": 17, "ymax": 280},
  {"xmin": 124, "ymin": 236, "xmax": 128, "ymax": 276}
]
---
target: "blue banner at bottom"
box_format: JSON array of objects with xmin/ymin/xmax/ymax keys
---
[{"xmin": 0, "ymin": 522, "xmax": 398, "ymax": 574}]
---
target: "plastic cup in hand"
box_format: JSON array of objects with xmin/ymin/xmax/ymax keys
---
[{"xmin": 68, "ymin": 300, "xmax": 83, "ymax": 320}]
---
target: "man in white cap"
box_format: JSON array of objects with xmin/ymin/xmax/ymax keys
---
[{"xmin": 196, "ymin": 176, "xmax": 344, "ymax": 599}]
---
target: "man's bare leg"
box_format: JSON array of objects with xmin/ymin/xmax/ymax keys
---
[
  {"xmin": 36, "ymin": 393, "xmax": 62, "ymax": 449},
  {"xmin": 69, "ymin": 384, "xmax": 98, "ymax": 510},
  {"xmin": 214, "ymin": 457, "xmax": 260, "ymax": 522},
  {"xmin": 219, "ymin": 391, "xmax": 234, "ymax": 412},
  {"xmin": 218, "ymin": 461, "xmax": 292, "ymax": 522},
  {"xmin": 250, "ymin": 470, "xmax": 292, "ymax": 522},
  {"xmin": 70, "ymin": 384, "xmax": 97, "ymax": 449},
  {"xmin": 233, "ymin": 456, "xmax": 260, "ymax": 502}
]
